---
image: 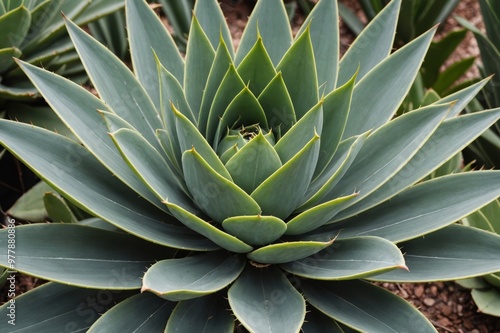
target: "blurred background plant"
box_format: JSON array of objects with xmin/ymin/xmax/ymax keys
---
[
  {"xmin": 0, "ymin": 0, "xmax": 123, "ymax": 222},
  {"xmin": 0, "ymin": 0, "xmax": 123, "ymax": 103},
  {"xmin": 457, "ymin": 0, "xmax": 500, "ymax": 168},
  {"xmin": 89, "ymin": 0, "xmax": 194, "ymax": 57},
  {"xmin": 338, "ymin": 0, "xmax": 460, "ymax": 42},
  {"xmin": 457, "ymin": 199, "xmax": 500, "ymax": 317}
]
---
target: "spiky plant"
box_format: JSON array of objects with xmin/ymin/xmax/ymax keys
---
[
  {"xmin": 458, "ymin": 199, "xmax": 500, "ymax": 317},
  {"xmin": 0, "ymin": 0, "xmax": 123, "ymax": 102},
  {"xmin": 1, "ymin": 0, "xmax": 500, "ymax": 331}
]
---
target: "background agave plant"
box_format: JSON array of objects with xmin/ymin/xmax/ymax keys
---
[
  {"xmin": 339, "ymin": 0, "xmax": 460, "ymax": 42},
  {"xmin": 1, "ymin": 0, "xmax": 500, "ymax": 331},
  {"xmin": 0, "ymin": 0, "xmax": 124, "ymax": 226},
  {"xmin": 457, "ymin": 0, "xmax": 500, "ymax": 168},
  {"xmin": 458, "ymin": 198, "xmax": 500, "ymax": 317},
  {"xmin": 0, "ymin": 0, "xmax": 123, "ymax": 102}
]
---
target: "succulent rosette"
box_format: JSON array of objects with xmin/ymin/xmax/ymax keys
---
[{"xmin": 0, "ymin": 0, "xmax": 500, "ymax": 332}]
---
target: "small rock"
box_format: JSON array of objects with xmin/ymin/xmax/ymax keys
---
[
  {"xmin": 438, "ymin": 317, "xmax": 452, "ymax": 327},
  {"xmin": 423, "ymin": 298, "xmax": 436, "ymax": 306},
  {"xmin": 414, "ymin": 285, "xmax": 424, "ymax": 297}
]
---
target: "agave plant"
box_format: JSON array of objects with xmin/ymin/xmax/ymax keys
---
[
  {"xmin": 1, "ymin": 0, "xmax": 500, "ymax": 331},
  {"xmin": 339, "ymin": 0, "xmax": 460, "ymax": 42},
  {"xmin": 0, "ymin": 0, "xmax": 123, "ymax": 102},
  {"xmin": 457, "ymin": 0, "xmax": 500, "ymax": 168},
  {"xmin": 458, "ymin": 199, "xmax": 500, "ymax": 317}
]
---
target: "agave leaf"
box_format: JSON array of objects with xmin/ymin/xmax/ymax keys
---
[
  {"xmin": 303, "ymin": 280, "xmax": 436, "ymax": 332},
  {"xmin": 126, "ymin": 0, "xmax": 184, "ymax": 109},
  {"xmin": 481, "ymin": 0, "xmax": 500, "ymax": 47},
  {"xmin": 464, "ymin": 199, "xmax": 500, "ymax": 234},
  {"xmin": 302, "ymin": 134, "xmax": 367, "ymax": 210},
  {"xmin": 281, "ymin": 236, "xmax": 405, "ymax": 280},
  {"xmin": 0, "ymin": 283, "xmax": 133, "ymax": 332},
  {"xmin": 371, "ymin": 225, "xmax": 500, "ymax": 282},
  {"xmin": 218, "ymin": 88, "xmax": 269, "ymax": 142},
  {"xmin": 20, "ymin": 38, "xmax": 74, "ymax": 74},
  {"xmin": 156, "ymin": 0, "xmax": 191, "ymax": 46},
  {"xmin": 225, "ymin": 132, "xmax": 282, "ymax": 194},
  {"xmin": 158, "ymin": 71, "xmax": 182, "ymax": 172},
  {"xmin": 166, "ymin": 292, "xmax": 234, "ymax": 333},
  {"xmin": 435, "ymin": 77, "xmax": 490, "ymax": 118},
  {"xmin": 222, "ymin": 215, "xmax": 287, "ymax": 246},
  {"xmin": 165, "ymin": 202, "xmax": 253, "ymax": 253},
  {"xmin": 89, "ymin": 10, "xmax": 128, "ymax": 60},
  {"xmin": 7, "ymin": 103, "xmax": 76, "ymax": 141},
  {"xmin": 21, "ymin": 1, "xmax": 90, "ymax": 54},
  {"xmin": 0, "ymin": 121, "xmax": 216, "ymax": 250},
  {"xmin": 77, "ymin": 217, "xmax": 119, "ymax": 232},
  {"xmin": 247, "ymin": 240, "xmax": 333, "ymax": 264},
  {"xmin": 251, "ymin": 134, "xmax": 320, "ymax": 219},
  {"xmin": 100, "ymin": 109, "xmax": 135, "ymax": 132},
  {"xmin": 433, "ymin": 57, "xmax": 475, "ymax": 95},
  {"xmin": 457, "ymin": 16, "xmax": 500, "ymax": 106},
  {"xmin": 44, "ymin": 192, "xmax": 78, "ymax": 223},
  {"xmin": 471, "ymin": 288, "xmax": 500, "ymax": 317},
  {"xmin": 184, "ymin": 15, "xmax": 215, "ymax": 119},
  {"xmin": 157, "ymin": 128, "xmax": 183, "ymax": 175},
  {"xmin": 237, "ymin": 37, "xmax": 276, "ymax": 97},
  {"xmin": 343, "ymin": 26, "xmax": 436, "ymax": 138},
  {"xmin": 336, "ymin": 109, "xmax": 500, "ymax": 220},
  {"xmin": 198, "ymin": 37, "xmax": 233, "ymax": 135},
  {"xmin": 326, "ymin": 103, "xmax": 449, "ymax": 205},
  {"xmin": 302, "ymin": 309, "xmax": 344, "ymax": 333},
  {"xmin": 422, "ymin": 29, "xmax": 468, "ymax": 87},
  {"xmin": 72, "ymin": 0, "xmax": 124, "ymax": 26},
  {"xmin": 157, "ymin": 57, "xmax": 195, "ymax": 125},
  {"xmin": 314, "ymin": 72, "xmax": 356, "ymax": 178},
  {"xmin": 235, "ymin": 0, "xmax": 292, "ymax": 66},
  {"xmin": 338, "ymin": 0, "xmax": 400, "ymax": 86},
  {"xmin": 174, "ymin": 106, "xmax": 232, "ymax": 180},
  {"xmin": 0, "ymin": 224, "xmax": 175, "ymax": 289},
  {"xmin": 88, "ymin": 293, "xmax": 174, "ymax": 333},
  {"xmin": 206, "ymin": 65, "xmax": 246, "ymax": 143},
  {"xmin": 218, "ymin": 131, "xmax": 246, "ymax": 155},
  {"xmin": 142, "ymin": 252, "xmax": 245, "ymax": 301},
  {"xmin": 194, "ymin": 0, "xmax": 233, "ymax": 59},
  {"xmin": 7, "ymin": 180, "xmax": 51, "ymax": 222},
  {"xmin": 65, "ymin": 18, "xmax": 162, "ymax": 151},
  {"xmin": 276, "ymin": 28, "xmax": 318, "ymax": 119},
  {"xmin": 0, "ymin": 47, "xmax": 20, "ymax": 72},
  {"xmin": 0, "ymin": 5, "xmax": 31, "ymax": 49},
  {"xmin": 109, "ymin": 128, "xmax": 195, "ymax": 211},
  {"xmin": 321, "ymin": 171, "xmax": 500, "ymax": 243},
  {"xmin": 99, "ymin": 110, "xmax": 182, "ymax": 195},
  {"xmin": 286, "ymin": 194, "xmax": 358, "ymax": 235},
  {"xmin": 257, "ymin": 72, "xmax": 296, "ymax": 134},
  {"xmin": 220, "ymin": 145, "xmax": 239, "ymax": 164},
  {"xmin": 182, "ymin": 148, "xmax": 261, "ymax": 222},
  {"xmin": 457, "ymin": 277, "xmax": 491, "ymax": 290},
  {"xmin": 274, "ymin": 102, "xmax": 323, "ymax": 164},
  {"xmin": 228, "ymin": 266, "xmax": 305, "ymax": 333},
  {"xmin": 297, "ymin": 0, "xmax": 339, "ymax": 93},
  {"xmin": 0, "ymin": 81, "xmax": 38, "ymax": 99}
]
